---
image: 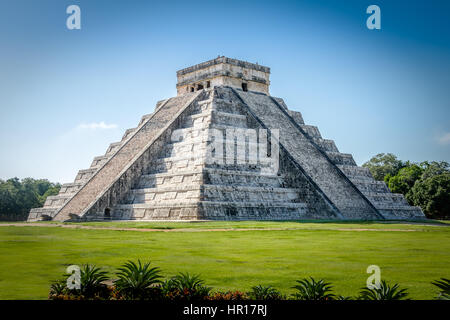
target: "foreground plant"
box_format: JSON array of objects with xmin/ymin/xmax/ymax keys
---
[
  {"xmin": 49, "ymin": 279, "xmax": 69, "ymax": 299},
  {"xmin": 431, "ymin": 278, "xmax": 450, "ymax": 300},
  {"xmin": 249, "ymin": 285, "xmax": 284, "ymax": 300},
  {"xmin": 358, "ymin": 280, "xmax": 409, "ymax": 300},
  {"xmin": 49, "ymin": 264, "xmax": 110, "ymax": 300},
  {"xmin": 162, "ymin": 272, "xmax": 211, "ymax": 300},
  {"xmin": 78, "ymin": 264, "xmax": 109, "ymax": 298},
  {"xmin": 291, "ymin": 277, "xmax": 335, "ymax": 300},
  {"xmin": 114, "ymin": 260, "xmax": 162, "ymax": 300}
]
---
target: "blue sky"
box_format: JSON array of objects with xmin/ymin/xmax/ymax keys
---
[{"xmin": 0, "ymin": 0, "xmax": 449, "ymax": 183}]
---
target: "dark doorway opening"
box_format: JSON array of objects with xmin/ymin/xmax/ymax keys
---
[
  {"xmin": 242, "ymin": 83, "xmax": 248, "ymax": 91},
  {"xmin": 206, "ymin": 81, "xmax": 211, "ymax": 88},
  {"xmin": 197, "ymin": 84, "xmax": 204, "ymax": 90},
  {"xmin": 104, "ymin": 208, "xmax": 111, "ymax": 219}
]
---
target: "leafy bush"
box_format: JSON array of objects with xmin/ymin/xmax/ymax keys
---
[
  {"xmin": 208, "ymin": 290, "xmax": 249, "ymax": 300},
  {"xmin": 49, "ymin": 279, "xmax": 69, "ymax": 299},
  {"xmin": 387, "ymin": 164, "xmax": 423, "ymax": 195},
  {"xmin": 76, "ymin": 264, "xmax": 109, "ymax": 299},
  {"xmin": 358, "ymin": 280, "xmax": 409, "ymax": 300},
  {"xmin": 432, "ymin": 278, "xmax": 450, "ymax": 300},
  {"xmin": 407, "ymin": 174, "xmax": 450, "ymax": 219},
  {"xmin": 291, "ymin": 277, "xmax": 335, "ymax": 300},
  {"xmin": 114, "ymin": 260, "xmax": 162, "ymax": 300},
  {"xmin": 49, "ymin": 264, "xmax": 110, "ymax": 300},
  {"xmin": 0, "ymin": 177, "xmax": 60, "ymax": 220},
  {"xmin": 162, "ymin": 272, "xmax": 211, "ymax": 300},
  {"xmin": 249, "ymin": 285, "xmax": 284, "ymax": 300},
  {"xmin": 362, "ymin": 153, "xmax": 405, "ymax": 181}
]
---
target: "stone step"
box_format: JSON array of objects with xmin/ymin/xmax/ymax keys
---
[
  {"xmin": 126, "ymin": 184, "xmax": 300, "ymax": 204},
  {"xmin": 138, "ymin": 113, "xmax": 153, "ymax": 126},
  {"xmin": 59, "ymin": 182, "xmax": 84, "ymax": 195},
  {"xmin": 149, "ymin": 153, "xmax": 275, "ymax": 174},
  {"xmin": 378, "ymin": 206, "xmax": 425, "ymax": 219},
  {"xmin": 105, "ymin": 142, "xmax": 122, "ymax": 156},
  {"xmin": 111, "ymin": 201, "xmax": 308, "ymax": 220},
  {"xmin": 311, "ymin": 138, "xmax": 339, "ymax": 153},
  {"xmin": 74, "ymin": 168, "xmax": 97, "ymax": 182},
  {"xmin": 287, "ymin": 110, "xmax": 304, "ymax": 124},
  {"xmin": 199, "ymin": 201, "xmax": 308, "ymax": 220},
  {"xmin": 197, "ymin": 97, "xmax": 214, "ymax": 106},
  {"xmin": 121, "ymin": 128, "xmax": 136, "ymax": 141},
  {"xmin": 203, "ymin": 168, "xmax": 282, "ymax": 187},
  {"xmin": 160, "ymin": 137, "xmax": 267, "ymax": 159},
  {"xmin": 351, "ymin": 179, "xmax": 390, "ymax": 193},
  {"xmin": 44, "ymin": 194, "xmax": 72, "ymax": 208},
  {"xmin": 174, "ymin": 123, "xmax": 251, "ymax": 140},
  {"xmin": 28, "ymin": 207, "xmax": 58, "ymax": 221},
  {"xmin": 212, "ymin": 98, "xmax": 247, "ymax": 115},
  {"xmin": 325, "ymin": 151, "xmax": 356, "ymax": 166},
  {"xmin": 337, "ymin": 165, "xmax": 373, "ymax": 180},
  {"xmin": 365, "ymin": 192, "xmax": 409, "ymax": 206},
  {"xmin": 137, "ymin": 167, "xmax": 282, "ymax": 189},
  {"xmin": 182, "ymin": 109, "xmax": 248, "ymax": 128},
  {"xmin": 90, "ymin": 155, "xmax": 109, "ymax": 169},
  {"xmin": 127, "ymin": 186, "xmax": 201, "ymax": 204},
  {"xmin": 202, "ymin": 185, "xmax": 300, "ymax": 202},
  {"xmin": 212, "ymin": 110, "xmax": 247, "ymax": 127},
  {"xmin": 299, "ymin": 125, "xmax": 321, "ymax": 138},
  {"xmin": 180, "ymin": 110, "xmax": 212, "ymax": 129},
  {"xmin": 137, "ymin": 169, "xmax": 203, "ymax": 188}
]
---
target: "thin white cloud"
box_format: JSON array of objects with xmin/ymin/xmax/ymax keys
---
[
  {"xmin": 437, "ymin": 132, "xmax": 450, "ymax": 145},
  {"xmin": 77, "ymin": 121, "xmax": 118, "ymax": 130}
]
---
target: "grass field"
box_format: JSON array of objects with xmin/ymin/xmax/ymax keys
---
[{"xmin": 0, "ymin": 220, "xmax": 449, "ymax": 300}]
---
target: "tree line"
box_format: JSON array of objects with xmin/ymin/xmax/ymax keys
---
[
  {"xmin": 362, "ymin": 153, "xmax": 449, "ymax": 219},
  {"xmin": 0, "ymin": 178, "xmax": 60, "ymax": 220}
]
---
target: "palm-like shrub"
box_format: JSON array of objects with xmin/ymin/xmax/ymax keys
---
[
  {"xmin": 161, "ymin": 277, "xmax": 179, "ymax": 294},
  {"xmin": 358, "ymin": 280, "xmax": 409, "ymax": 300},
  {"xmin": 432, "ymin": 278, "xmax": 450, "ymax": 300},
  {"xmin": 162, "ymin": 272, "xmax": 211, "ymax": 300},
  {"xmin": 114, "ymin": 260, "xmax": 162, "ymax": 300},
  {"xmin": 249, "ymin": 285, "xmax": 284, "ymax": 300},
  {"xmin": 77, "ymin": 264, "xmax": 109, "ymax": 298},
  {"xmin": 49, "ymin": 279, "xmax": 69, "ymax": 299},
  {"xmin": 49, "ymin": 264, "xmax": 110, "ymax": 299},
  {"xmin": 291, "ymin": 277, "xmax": 335, "ymax": 300}
]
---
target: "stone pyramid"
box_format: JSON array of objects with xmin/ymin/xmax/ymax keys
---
[{"xmin": 28, "ymin": 57, "xmax": 424, "ymax": 221}]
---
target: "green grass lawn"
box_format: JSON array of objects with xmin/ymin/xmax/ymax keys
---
[{"xmin": 0, "ymin": 220, "xmax": 449, "ymax": 300}]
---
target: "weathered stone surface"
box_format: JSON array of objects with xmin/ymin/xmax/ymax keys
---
[{"xmin": 28, "ymin": 57, "xmax": 424, "ymax": 221}]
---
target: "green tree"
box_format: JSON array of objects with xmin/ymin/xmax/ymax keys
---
[
  {"xmin": 387, "ymin": 164, "xmax": 423, "ymax": 195},
  {"xmin": 407, "ymin": 174, "xmax": 450, "ymax": 219},
  {"xmin": 362, "ymin": 153, "xmax": 405, "ymax": 181},
  {"xmin": 0, "ymin": 177, "xmax": 61, "ymax": 219},
  {"xmin": 420, "ymin": 161, "xmax": 449, "ymax": 180}
]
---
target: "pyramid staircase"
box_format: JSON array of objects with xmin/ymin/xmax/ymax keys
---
[
  {"xmin": 109, "ymin": 89, "xmax": 318, "ymax": 220},
  {"xmin": 232, "ymin": 88, "xmax": 424, "ymax": 219},
  {"xmin": 28, "ymin": 86, "xmax": 424, "ymax": 221}
]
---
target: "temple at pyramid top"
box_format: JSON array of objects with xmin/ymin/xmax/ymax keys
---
[{"xmin": 176, "ymin": 56, "xmax": 270, "ymax": 95}]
